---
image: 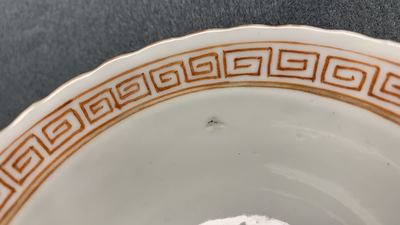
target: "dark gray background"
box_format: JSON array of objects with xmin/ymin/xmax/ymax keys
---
[{"xmin": 1, "ymin": 0, "xmax": 400, "ymax": 129}]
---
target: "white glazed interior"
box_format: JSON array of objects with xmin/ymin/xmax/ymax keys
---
[{"xmin": 9, "ymin": 88, "xmax": 400, "ymax": 225}]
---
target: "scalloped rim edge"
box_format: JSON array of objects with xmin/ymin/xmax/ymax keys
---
[{"xmin": 1, "ymin": 24, "xmax": 400, "ymax": 148}]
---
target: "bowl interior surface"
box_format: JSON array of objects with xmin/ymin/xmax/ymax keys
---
[{"xmin": 10, "ymin": 88, "xmax": 400, "ymax": 225}]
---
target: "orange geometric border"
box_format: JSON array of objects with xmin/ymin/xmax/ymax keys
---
[
  {"xmin": 0, "ymin": 41, "xmax": 400, "ymax": 225},
  {"xmin": 223, "ymin": 48, "xmax": 270, "ymax": 77},
  {"xmin": 187, "ymin": 52, "xmax": 221, "ymax": 82},
  {"xmin": 268, "ymin": 49, "xmax": 320, "ymax": 80},
  {"xmin": 321, "ymin": 56, "xmax": 380, "ymax": 91}
]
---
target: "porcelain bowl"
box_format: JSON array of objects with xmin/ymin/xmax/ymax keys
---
[{"xmin": 0, "ymin": 25, "xmax": 399, "ymax": 225}]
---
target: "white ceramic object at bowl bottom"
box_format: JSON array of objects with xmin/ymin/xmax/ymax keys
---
[{"xmin": 0, "ymin": 25, "xmax": 400, "ymax": 225}]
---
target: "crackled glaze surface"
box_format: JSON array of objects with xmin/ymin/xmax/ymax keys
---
[{"xmin": 0, "ymin": 26, "xmax": 400, "ymax": 224}]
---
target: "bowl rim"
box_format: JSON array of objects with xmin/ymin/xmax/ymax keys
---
[
  {"xmin": 2, "ymin": 24, "xmax": 400, "ymax": 144},
  {"xmin": 1, "ymin": 24, "xmax": 400, "ymax": 224}
]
